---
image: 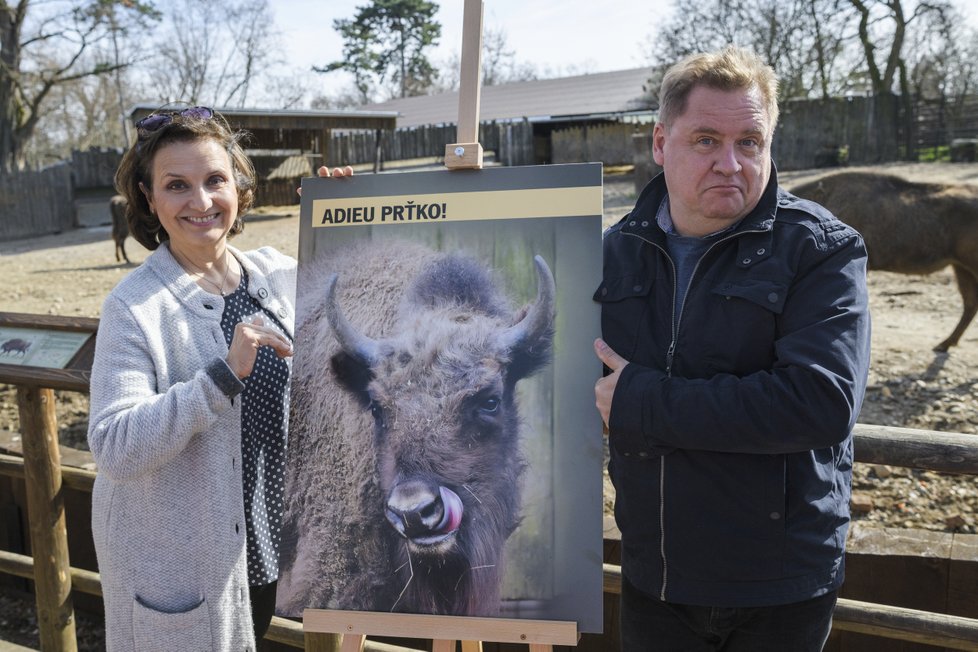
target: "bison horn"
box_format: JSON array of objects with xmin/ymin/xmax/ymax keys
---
[
  {"xmin": 500, "ymin": 255, "xmax": 556, "ymax": 351},
  {"xmin": 324, "ymin": 273, "xmax": 382, "ymax": 367}
]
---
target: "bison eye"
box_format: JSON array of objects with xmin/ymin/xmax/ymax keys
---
[{"xmin": 478, "ymin": 396, "xmax": 500, "ymax": 414}]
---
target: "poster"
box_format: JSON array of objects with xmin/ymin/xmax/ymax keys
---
[{"xmin": 277, "ymin": 164, "xmax": 604, "ymax": 633}]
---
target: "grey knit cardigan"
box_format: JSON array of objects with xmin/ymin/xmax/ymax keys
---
[{"xmin": 87, "ymin": 242, "xmax": 296, "ymax": 652}]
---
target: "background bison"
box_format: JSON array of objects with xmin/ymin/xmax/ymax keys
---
[
  {"xmin": 108, "ymin": 195, "xmax": 130, "ymax": 264},
  {"xmin": 790, "ymin": 171, "xmax": 978, "ymax": 351},
  {"xmin": 277, "ymin": 239, "xmax": 556, "ymax": 617}
]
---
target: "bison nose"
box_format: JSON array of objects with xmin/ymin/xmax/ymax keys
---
[{"xmin": 385, "ymin": 481, "xmax": 463, "ymax": 541}]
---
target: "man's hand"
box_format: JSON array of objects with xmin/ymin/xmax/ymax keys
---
[{"xmin": 594, "ymin": 338, "xmax": 629, "ymax": 429}]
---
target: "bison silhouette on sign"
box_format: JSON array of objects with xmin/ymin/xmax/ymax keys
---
[
  {"xmin": 277, "ymin": 239, "xmax": 556, "ymax": 617},
  {"xmin": 1, "ymin": 338, "xmax": 31, "ymax": 356}
]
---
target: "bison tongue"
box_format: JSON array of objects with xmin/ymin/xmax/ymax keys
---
[{"xmin": 435, "ymin": 486, "xmax": 463, "ymax": 534}]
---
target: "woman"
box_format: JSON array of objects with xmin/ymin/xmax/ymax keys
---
[{"xmin": 87, "ymin": 106, "xmax": 305, "ymax": 651}]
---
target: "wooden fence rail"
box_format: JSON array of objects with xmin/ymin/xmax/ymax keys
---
[
  {"xmin": 600, "ymin": 564, "xmax": 978, "ymax": 651},
  {"xmin": 2, "ymin": 423, "xmax": 978, "ymax": 650}
]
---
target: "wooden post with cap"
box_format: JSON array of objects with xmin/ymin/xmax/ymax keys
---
[{"xmin": 444, "ymin": 0, "xmax": 485, "ymax": 169}]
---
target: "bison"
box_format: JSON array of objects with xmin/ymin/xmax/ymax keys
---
[
  {"xmin": 0, "ymin": 338, "xmax": 31, "ymax": 356},
  {"xmin": 790, "ymin": 171, "xmax": 978, "ymax": 351},
  {"xmin": 276, "ymin": 239, "xmax": 556, "ymax": 617},
  {"xmin": 109, "ymin": 195, "xmax": 130, "ymax": 264}
]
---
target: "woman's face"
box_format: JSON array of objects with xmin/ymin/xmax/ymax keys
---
[{"xmin": 142, "ymin": 138, "xmax": 239, "ymax": 259}]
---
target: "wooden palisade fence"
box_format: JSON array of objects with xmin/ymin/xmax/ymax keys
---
[{"xmin": 324, "ymin": 119, "xmax": 535, "ymax": 169}]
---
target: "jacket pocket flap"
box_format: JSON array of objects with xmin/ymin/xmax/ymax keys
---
[
  {"xmin": 594, "ymin": 275, "xmax": 653, "ymax": 302},
  {"xmin": 711, "ymin": 279, "xmax": 789, "ymax": 314}
]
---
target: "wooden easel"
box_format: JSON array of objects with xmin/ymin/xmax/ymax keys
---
[
  {"xmin": 301, "ymin": 3, "xmax": 579, "ymax": 648},
  {"xmin": 444, "ymin": 0, "xmax": 485, "ymax": 170},
  {"xmin": 303, "ymin": 609, "xmax": 578, "ymax": 651}
]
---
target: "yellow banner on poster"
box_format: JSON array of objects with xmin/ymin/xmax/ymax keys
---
[{"xmin": 311, "ymin": 186, "xmax": 602, "ymax": 228}]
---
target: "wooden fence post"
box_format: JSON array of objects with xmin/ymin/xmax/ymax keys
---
[
  {"xmin": 305, "ymin": 631, "xmax": 342, "ymax": 652},
  {"xmin": 17, "ymin": 386, "xmax": 77, "ymax": 652}
]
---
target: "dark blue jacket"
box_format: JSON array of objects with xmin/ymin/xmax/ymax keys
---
[{"xmin": 595, "ymin": 169, "xmax": 871, "ymax": 607}]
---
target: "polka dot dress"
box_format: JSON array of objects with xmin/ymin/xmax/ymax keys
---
[{"xmin": 219, "ymin": 269, "xmax": 291, "ymax": 586}]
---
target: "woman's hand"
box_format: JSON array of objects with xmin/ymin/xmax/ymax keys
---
[
  {"xmin": 318, "ymin": 165, "xmax": 354, "ymax": 178},
  {"xmin": 297, "ymin": 165, "xmax": 354, "ymax": 196},
  {"xmin": 226, "ymin": 315, "xmax": 293, "ymax": 379}
]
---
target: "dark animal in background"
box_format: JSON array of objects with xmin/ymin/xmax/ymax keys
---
[
  {"xmin": 1, "ymin": 338, "xmax": 31, "ymax": 356},
  {"xmin": 109, "ymin": 195, "xmax": 130, "ymax": 264},
  {"xmin": 277, "ymin": 239, "xmax": 556, "ymax": 617},
  {"xmin": 791, "ymin": 171, "xmax": 978, "ymax": 352}
]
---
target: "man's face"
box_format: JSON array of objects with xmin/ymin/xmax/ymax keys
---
[{"xmin": 652, "ymin": 84, "xmax": 772, "ymax": 237}]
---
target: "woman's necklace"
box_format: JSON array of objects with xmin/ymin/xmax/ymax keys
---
[{"xmin": 179, "ymin": 249, "xmax": 235, "ymax": 295}]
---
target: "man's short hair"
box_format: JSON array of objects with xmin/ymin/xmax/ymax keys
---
[{"xmin": 657, "ymin": 46, "xmax": 780, "ymax": 133}]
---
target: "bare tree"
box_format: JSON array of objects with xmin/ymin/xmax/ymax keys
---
[
  {"xmin": 436, "ymin": 25, "xmax": 537, "ymax": 92},
  {"xmin": 0, "ymin": 0, "xmax": 158, "ymax": 172},
  {"xmin": 24, "ymin": 54, "xmax": 146, "ymax": 165},
  {"xmin": 848, "ymin": 0, "xmax": 954, "ymax": 157},
  {"xmin": 648, "ymin": 0, "xmax": 862, "ymax": 102},
  {"xmin": 149, "ymin": 0, "xmax": 277, "ymax": 107}
]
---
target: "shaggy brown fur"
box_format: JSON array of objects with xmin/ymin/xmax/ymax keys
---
[
  {"xmin": 277, "ymin": 239, "xmax": 555, "ymax": 617},
  {"xmin": 791, "ymin": 171, "xmax": 978, "ymax": 351}
]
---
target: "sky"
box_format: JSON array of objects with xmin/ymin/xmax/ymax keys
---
[{"xmin": 270, "ymin": 0, "xmax": 666, "ymax": 99}]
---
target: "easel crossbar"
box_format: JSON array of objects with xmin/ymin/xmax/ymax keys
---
[{"xmin": 303, "ymin": 609, "xmax": 578, "ymax": 646}]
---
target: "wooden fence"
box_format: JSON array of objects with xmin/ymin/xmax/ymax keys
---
[
  {"xmin": 914, "ymin": 94, "xmax": 978, "ymax": 153},
  {"xmin": 551, "ymin": 123, "xmax": 651, "ymax": 167},
  {"xmin": 774, "ymin": 94, "xmax": 903, "ymax": 169},
  {"xmin": 0, "ymin": 163, "xmax": 74, "ymax": 241},
  {"xmin": 0, "ymin": 149, "xmax": 120, "ymax": 241},
  {"xmin": 325, "ymin": 120, "xmax": 535, "ymax": 168}
]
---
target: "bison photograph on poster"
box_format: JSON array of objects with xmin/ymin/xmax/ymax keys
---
[{"xmin": 276, "ymin": 164, "xmax": 604, "ymax": 633}]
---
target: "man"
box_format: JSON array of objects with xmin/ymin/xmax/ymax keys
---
[{"xmin": 593, "ymin": 46, "xmax": 870, "ymax": 651}]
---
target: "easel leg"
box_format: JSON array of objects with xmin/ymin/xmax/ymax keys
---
[
  {"xmin": 340, "ymin": 633, "xmax": 366, "ymax": 652},
  {"xmin": 461, "ymin": 641, "xmax": 483, "ymax": 652},
  {"xmin": 433, "ymin": 640, "xmax": 457, "ymax": 652},
  {"xmin": 528, "ymin": 645, "xmax": 553, "ymax": 652},
  {"xmin": 305, "ymin": 632, "xmax": 341, "ymax": 652}
]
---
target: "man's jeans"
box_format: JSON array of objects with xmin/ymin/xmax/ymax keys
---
[{"xmin": 620, "ymin": 575, "xmax": 837, "ymax": 651}]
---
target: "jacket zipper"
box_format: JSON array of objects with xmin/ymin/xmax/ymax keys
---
[{"xmin": 623, "ymin": 226, "xmax": 766, "ymax": 601}]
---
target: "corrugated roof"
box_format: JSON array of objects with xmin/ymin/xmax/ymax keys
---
[
  {"xmin": 363, "ymin": 67, "xmax": 657, "ymax": 127},
  {"xmin": 266, "ymin": 155, "xmax": 313, "ymax": 180}
]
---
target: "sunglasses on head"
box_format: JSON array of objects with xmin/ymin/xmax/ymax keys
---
[{"xmin": 135, "ymin": 106, "xmax": 214, "ymax": 137}]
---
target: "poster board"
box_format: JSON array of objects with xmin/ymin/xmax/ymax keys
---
[{"xmin": 277, "ymin": 164, "xmax": 605, "ymax": 634}]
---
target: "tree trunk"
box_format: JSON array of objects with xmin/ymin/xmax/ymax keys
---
[{"xmin": 0, "ymin": 1, "xmax": 26, "ymax": 172}]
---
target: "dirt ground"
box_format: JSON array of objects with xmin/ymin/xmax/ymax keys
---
[{"xmin": 1, "ymin": 164, "xmax": 978, "ymax": 646}]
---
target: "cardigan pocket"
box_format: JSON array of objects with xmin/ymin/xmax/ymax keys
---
[{"xmin": 133, "ymin": 594, "xmax": 212, "ymax": 651}]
